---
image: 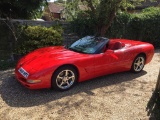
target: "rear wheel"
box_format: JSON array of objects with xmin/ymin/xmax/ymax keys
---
[
  {"xmin": 131, "ymin": 55, "xmax": 146, "ymax": 73},
  {"xmin": 52, "ymin": 66, "xmax": 78, "ymax": 91}
]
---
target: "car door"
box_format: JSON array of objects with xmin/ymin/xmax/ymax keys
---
[{"xmin": 93, "ymin": 49, "xmax": 126, "ymax": 77}]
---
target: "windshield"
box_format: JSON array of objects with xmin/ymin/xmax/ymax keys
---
[{"xmin": 69, "ymin": 36, "xmax": 109, "ymax": 54}]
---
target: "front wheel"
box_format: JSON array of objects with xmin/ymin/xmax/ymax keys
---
[
  {"xmin": 131, "ymin": 55, "xmax": 146, "ymax": 73},
  {"xmin": 52, "ymin": 66, "xmax": 78, "ymax": 91}
]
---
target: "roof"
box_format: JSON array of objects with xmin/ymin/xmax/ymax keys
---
[{"xmin": 48, "ymin": 3, "xmax": 64, "ymax": 13}]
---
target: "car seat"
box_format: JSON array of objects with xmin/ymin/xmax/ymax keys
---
[{"xmin": 112, "ymin": 41, "xmax": 122, "ymax": 50}]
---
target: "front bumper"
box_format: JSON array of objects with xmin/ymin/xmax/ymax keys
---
[{"xmin": 15, "ymin": 67, "xmax": 50, "ymax": 89}]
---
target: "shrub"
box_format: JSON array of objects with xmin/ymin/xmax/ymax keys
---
[
  {"xmin": 15, "ymin": 25, "xmax": 63, "ymax": 54},
  {"xmin": 107, "ymin": 7, "xmax": 160, "ymax": 48},
  {"xmin": 70, "ymin": 11, "xmax": 96, "ymax": 37},
  {"xmin": 71, "ymin": 7, "xmax": 160, "ymax": 48},
  {"xmin": 107, "ymin": 12, "xmax": 132, "ymax": 38}
]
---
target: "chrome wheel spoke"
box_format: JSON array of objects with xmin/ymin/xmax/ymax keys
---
[
  {"xmin": 140, "ymin": 64, "xmax": 144, "ymax": 68},
  {"xmin": 60, "ymin": 81, "xmax": 65, "ymax": 86},
  {"xmin": 133, "ymin": 56, "xmax": 145, "ymax": 72},
  {"xmin": 66, "ymin": 81, "xmax": 70, "ymax": 86},
  {"xmin": 68, "ymin": 76, "xmax": 75, "ymax": 80},
  {"xmin": 57, "ymin": 75, "xmax": 63, "ymax": 80},
  {"xmin": 140, "ymin": 61, "xmax": 144, "ymax": 65},
  {"xmin": 134, "ymin": 65, "xmax": 139, "ymax": 71},
  {"xmin": 134, "ymin": 63, "xmax": 139, "ymax": 66},
  {"xmin": 65, "ymin": 70, "xmax": 68, "ymax": 76},
  {"xmin": 56, "ymin": 69, "xmax": 75, "ymax": 89}
]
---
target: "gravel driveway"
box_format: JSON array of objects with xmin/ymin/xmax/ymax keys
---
[{"xmin": 0, "ymin": 50, "xmax": 160, "ymax": 120}]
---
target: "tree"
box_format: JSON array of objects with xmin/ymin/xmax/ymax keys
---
[
  {"xmin": 54, "ymin": 0, "xmax": 65, "ymax": 4},
  {"xmin": 65, "ymin": 0, "xmax": 82, "ymax": 20},
  {"xmin": 0, "ymin": 0, "xmax": 48, "ymax": 60},
  {"xmin": 80, "ymin": 0, "xmax": 146, "ymax": 36},
  {"xmin": 156, "ymin": 69, "xmax": 160, "ymax": 92},
  {"xmin": 54, "ymin": 0, "xmax": 82, "ymax": 21},
  {"xmin": 0, "ymin": 0, "xmax": 47, "ymax": 19}
]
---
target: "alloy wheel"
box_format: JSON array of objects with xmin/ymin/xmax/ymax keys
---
[
  {"xmin": 56, "ymin": 69, "xmax": 75, "ymax": 89},
  {"xmin": 133, "ymin": 56, "xmax": 145, "ymax": 72}
]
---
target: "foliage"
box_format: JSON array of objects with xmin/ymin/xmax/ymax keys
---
[
  {"xmin": 69, "ymin": 0, "xmax": 156, "ymax": 36},
  {"xmin": 0, "ymin": 0, "xmax": 47, "ymax": 19},
  {"xmin": 51, "ymin": 0, "xmax": 151, "ymax": 36},
  {"xmin": 54, "ymin": 0, "xmax": 65, "ymax": 4},
  {"xmin": 71, "ymin": 7, "xmax": 160, "ymax": 48},
  {"xmin": 70, "ymin": 11, "xmax": 96, "ymax": 36},
  {"xmin": 64, "ymin": 0, "xmax": 83, "ymax": 21},
  {"xmin": 80, "ymin": 0, "xmax": 147, "ymax": 36},
  {"xmin": 15, "ymin": 25, "xmax": 63, "ymax": 54},
  {"xmin": 108, "ymin": 7, "xmax": 160, "ymax": 48}
]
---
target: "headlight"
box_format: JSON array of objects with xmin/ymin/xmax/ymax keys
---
[{"xmin": 27, "ymin": 80, "xmax": 41, "ymax": 84}]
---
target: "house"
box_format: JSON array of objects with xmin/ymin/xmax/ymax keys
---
[{"xmin": 43, "ymin": 3, "xmax": 64, "ymax": 21}]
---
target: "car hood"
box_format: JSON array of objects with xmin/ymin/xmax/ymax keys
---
[{"xmin": 18, "ymin": 46, "xmax": 86, "ymax": 71}]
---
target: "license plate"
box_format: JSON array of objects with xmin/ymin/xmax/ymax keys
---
[{"xmin": 18, "ymin": 67, "xmax": 29, "ymax": 78}]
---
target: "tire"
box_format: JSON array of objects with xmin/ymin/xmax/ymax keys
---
[
  {"xmin": 131, "ymin": 54, "xmax": 146, "ymax": 73},
  {"xmin": 51, "ymin": 66, "xmax": 78, "ymax": 91}
]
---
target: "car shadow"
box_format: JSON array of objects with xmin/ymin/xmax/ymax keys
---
[
  {"xmin": 0, "ymin": 70, "xmax": 147, "ymax": 107},
  {"xmin": 146, "ymin": 90, "xmax": 160, "ymax": 120}
]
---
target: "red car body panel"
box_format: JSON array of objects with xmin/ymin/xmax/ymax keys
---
[{"xmin": 15, "ymin": 39, "xmax": 154, "ymax": 89}]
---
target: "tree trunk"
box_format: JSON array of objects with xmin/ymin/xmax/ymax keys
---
[
  {"xmin": 96, "ymin": 10, "xmax": 116, "ymax": 37},
  {"xmin": 97, "ymin": 0, "xmax": 122, "ymax": 37},
  {"xmin": 155, "ymin": 69, "xmax": 160, "ymax": 93},
  {"xmin": 3, "ymin": 18, "xmax": 17, "ymax": 61},
  {"xmin": 99, "ymin": 16, "xmax": 115, "ymax": 37}
]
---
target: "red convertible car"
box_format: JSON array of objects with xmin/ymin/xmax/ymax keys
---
[{"xmin": 15, "ymin": 36, "xmax": 154, "ymax": 91}]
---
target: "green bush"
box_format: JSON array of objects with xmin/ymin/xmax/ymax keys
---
[
  {"xmin": 70, "ymin": 11, "xmax": 96, "ymax": 37},
  {"xmin": 107, "ymin": 12, "xmax": 132, "ymax": 38},
  {"xmin": 108, "ymin": 7, "xmax": 160, "ymax": 48},
  {"xmin": 15, "ymin": 25, "xmax": 63, "ymax": 54},
  {"xmin": 71, "ymin": 7, "xmax": 160, "ymax": 48}
]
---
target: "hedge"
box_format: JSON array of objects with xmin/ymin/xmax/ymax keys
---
[
  {"xmin": 107, "ymin": 7, "xmax": 160, "ymax": 48},
  {"xmin": 71, "ymin": 7, "xmax": 160, "ymax": 48},
  {"xmin": 15, "ymin": 25, "xmax": 63, "ymax": 54}
]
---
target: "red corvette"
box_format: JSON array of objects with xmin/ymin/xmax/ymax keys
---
[{"xmin": 15, "ymin": 36, "xmax": 154, "ymax": 91}]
